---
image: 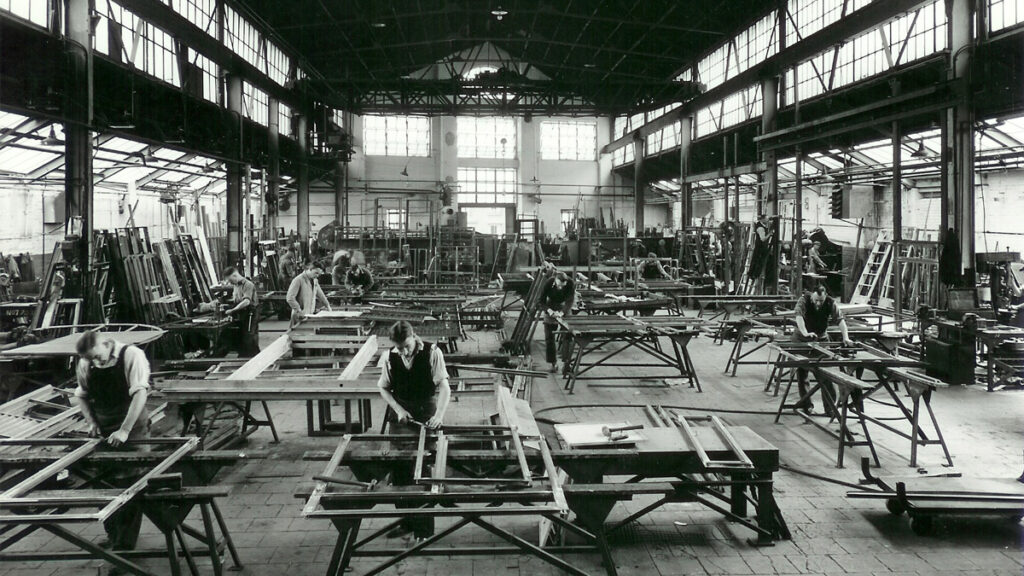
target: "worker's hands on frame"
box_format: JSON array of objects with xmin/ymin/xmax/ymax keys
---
[
  {"xmin": 394, "ymin": 407, "xmax": 412, "ymax": 423},
  {"xmin": 425, "ymin": 415, "xmax": 444, "ymax": 430},
  {"xmin": 106, "ymin": 429, "xmax": 130, "ymax": 447},
  {"xmin": 87, "ymin": 424, "xmax": 101, "ymax": 438},
  {"xmin": 843, "ymin": 338, "xmax": 855, "ymax": 347}
]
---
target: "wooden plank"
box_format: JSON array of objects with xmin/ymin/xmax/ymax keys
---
[
  {"xmin": 0, "ymin": 439, "xmax": 103, "ymax": 500},
  {"xmin": 225, "ymin": 334, "xmax": 291, "ymax": 381},
  {"xmin": 337, "ymin": 336, "xmax": 379, "ymax": 381}
]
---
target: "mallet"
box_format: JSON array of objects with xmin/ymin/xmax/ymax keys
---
[
  {"xmin": 602, "ymin": 423, "xmax": 643, "ymax": 441},
  {"xmin": 313, "ymin": 476, "xmax": 378, "ymax": 491}
]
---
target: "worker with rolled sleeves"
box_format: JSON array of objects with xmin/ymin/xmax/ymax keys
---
[
  {"xmin": 217, "ymin": 265, "xmax": 260, "ymax": 357},
  {"xmin": 71, "ymin": 330, "xmax": 152, "ymax": 557},
  {"xmin": 286, "ymin": 260, "xmax": 332, "ymax": 328},
  {"xmin": 792, "ymin": 284, "xmax": 855, "ymax": 414},
  {"xmin": 377, "ymin": 320, "xmax": 451, "ymax": 541}
]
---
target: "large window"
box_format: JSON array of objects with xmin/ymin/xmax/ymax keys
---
[
  {"xmin": 457, "ymin": 167, "xmax": 516, "ymax": 204},
  {"xmin": 386, "ymin": 209, "xmax": 405, "ymax": 230},
  {"xmin": 458, "ymin": 117, "xmax": 516, "ymax": 159},
  {"xmin": 990, "ymin": 0, "xmax": 1024, "ymax": 32},
  {"xmin": 363, "ymin": 115, "xmax": 431, "ymax": 157},
  {"xmin": 541, "ymin": 121, "xmax": 597, "ymax": 161},
  {"xmin": 0, "ymin": 0, "xmax": 49, "ymax": 27},
  {"xmin": 94, "ymin": 2, "xmax": 181, "ymax": 87}
]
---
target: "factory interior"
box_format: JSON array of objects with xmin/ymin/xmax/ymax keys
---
[{"xmin": 0, "ymin": 0, "xmax": 1023, "ymax": 575}]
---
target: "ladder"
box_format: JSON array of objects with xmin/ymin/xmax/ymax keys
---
[
  {"xmin": 851, "ymin": 231, "xmax": 891, "ymax": 305},
  {"xmin": 877, "ymin": 238, "xmax": 911, "ymax": 309}
]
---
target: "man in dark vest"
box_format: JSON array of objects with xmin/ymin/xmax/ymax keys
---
[
  {"xmin": 221, "ymin": 266, "xmax": 260, "ymax": 357},
  {"xmin": 793, "ymin": 285, "xmax": 854, "ymax": 413},
  {"xmin": 541, "ymin": 271, "xmax": 576, "ymax": 374},
  {"xmin": 377, "ymin": 320, "xmax": 451, "ymax": 541},
  {"xmin": 72, "ymin": 331, "xmax": 152, "ymax": 557}
]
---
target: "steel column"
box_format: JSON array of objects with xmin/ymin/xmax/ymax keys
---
[
  {"xmin": 892, "ymin": 121, "xmax": 903, "ymax": 326},
  {"xmin": 946, "ymin": 0, "xmax": 976, "ymax": 281},
  {"xmin": 679, "ymin": 116, "xmax": 692, "ymax": 229},
  {"xmin": 296, "ymin": 114, "xmax": 310, "ymax": 243},
  {"xmin": 226, "ymin": 75, "xmax": 244, "ymax": 268},
  {"xmin": 762, "ymin": 75, "xmax": 780, "ymax": 293},
  {"xmin": 633, "ymin": 135, "xmax": 645, "ymax": 232},
  {"xmin": 793, "ymin": 147, "xmax": 803, "ymax": 295},
  {"xmin": 64, "ymin": 0, "xmax": 93, "ymax": 308},
  {"xmin": 335, "ymin": 160, "xmax": 346, "ymax": 230},
  {"xmin": 268, "ymin": 98, "xmax": 280, "ymax": 234}
]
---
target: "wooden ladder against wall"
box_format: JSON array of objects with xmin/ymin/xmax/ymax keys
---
[{"xmin": 851, "ymin": 230, "xmax": 891, "ymax": 305}]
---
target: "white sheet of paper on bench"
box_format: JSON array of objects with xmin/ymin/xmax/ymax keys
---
[{"xmin": 554, "ymin": 423, "xmax": 645, "ymax": 448}]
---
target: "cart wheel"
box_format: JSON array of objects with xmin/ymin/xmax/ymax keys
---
[
  {"xmin": 910, "ymin": 515, "xmax": 933, "ymax": 536},
  {"xmin": 885, "ymin": 498, "xmax": 905, "ymax": 516}
]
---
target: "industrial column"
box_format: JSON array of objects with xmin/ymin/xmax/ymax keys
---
[
  {"xmin": 945, "ymin": 0, "xmax": 977, "ymax": 283},
  {"xmin": 64, "ymin": 0, "xmax": 93, "ymax": 311},
  {"xmin": 633, "ymin": 135, "xmax": 645, "ymax": 232},
  {"xmin": 679, "ymin": 116, "xmax": 693, "ymax": 229},
  {"xmin": 225, "ymin": 75, "xmax": 244, "ymax": 269},
  {"xmin": 296, "ymin": 114, "xmax": 311, "ymax": 246},
  {"xmin": 792, "ymin": 147, "xmax": 804, "ymax": 295},
  {"xmin": 267, "ymin": 98, "xmax": 280, "ymax": 233},
  {"xmin": 892, "ymin": 121, "xmax": 903, "ymax": 326},
  {"xmin": 335, "ymin": 160, "xmax": 346, "ymax": 232},
  {"xmin": 762, "ymin": 76, "xmax": 780, "ymax": 293}
]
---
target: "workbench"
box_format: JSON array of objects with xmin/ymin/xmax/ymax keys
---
[
  {"xmin": 975, "ymin": 325, "xmax": 1024, "ymax": 391},
  {"xmin": 0, "ymin": 436, "xmax": 244, "ymax": 576},
  {"xmin": 694, "ymin": 295, "xmax": 797, "ymax": 321},
  {"xmin": 299, "ymin": 390, "xmax": 786, "ymax": 576},
  {"xmin": 556, "ymin": 314, "xmax": 701, "ymax": 393},
  {"xmin": 162, "ymin": 315, "xmax": 234, "ymax": 358},
  {"xmin": 769, "ymin": 341, "xmax": 952, "ymax": 468}
]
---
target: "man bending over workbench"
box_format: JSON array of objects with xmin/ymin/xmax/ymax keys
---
[
  {"xmin": 72, "ymin": 331, "xmax": 152, "ymax": 564},
  {"xmin": 793, "ymin": 285, "xmax": 855, "ymax": 413},
  {"xmin": 377, "ymin": 320, "xmax": 451, "ymax": 542}
]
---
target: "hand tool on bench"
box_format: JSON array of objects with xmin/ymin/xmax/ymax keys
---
[
  {"xmin": 602, "ymin": 423, "xmax": 643, "ymax": 441},
  {"xmin": 312, "ymin": 476, "xmax": 378, "ymax": 491}
]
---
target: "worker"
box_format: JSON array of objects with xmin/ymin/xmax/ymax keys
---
[
  {"xmin": 656, "ymin": 238, "xmax": 670, "ymax": 259},
  {"xmin": 286, "ymin": 260, "xmax": 332, "ymax": 328},
  {"xmin": 220, "ymin": 266, "xmax": 260, "ymax": 357},
  {"xmin": 377, "ymin": 320, "xmax": 451, "ymax": 541},
  {"xmin": 331, "ymin": 249, "xmax": 352, "ymax": 285},
  {"xmin": 71, "ymin": 331, "xmax": 152, "ymax": 556},
  {"xmin": 638, "ymin": 252, "xmax": 671, "ymax": 281},
  {"xmin": 629, "ymin": 238, "xmax": 647, "ymax": 259},
  {"xmin": 793, "ymin": 285, "xmax": 855, "ymax": 413},
  {"xmin": 345, "ymin": 259, "xmax": 375, "ymax": 296},
  {"xmin": 807, "ymin": 241, "xmax": 828, "ymax": 274},
  {"xmin": 541, "ymin": 271, "xmax": 576, "ymax": 374},
  {"xmin": 278, "ymin": 246, "xmax": 298, "ymax": 286}
]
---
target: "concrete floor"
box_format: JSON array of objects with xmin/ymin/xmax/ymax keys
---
[{"xmin": 1, "ymin": 314, "xmax": 1023, "ymax": 576}]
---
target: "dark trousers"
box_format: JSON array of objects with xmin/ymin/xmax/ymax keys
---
[
  {"xmin": 98, "ymin": 419, "xmax": 151, "ymax": 550},
  {"xmin": 387, "ymin": 419, "xmax": 434, "ymax": 538},
  {"xmin": 794, "ymin": 333, "xmax": 837, "ymax": 411},
  {"xmin": 543, "ymin": 317, "xmax": 571, "ymax": 365}
]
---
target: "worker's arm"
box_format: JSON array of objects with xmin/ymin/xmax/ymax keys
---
[
  {"xmin": 107, "ymin": 346, "xmax": 151, "ymax": 446},
  {"xmin": 658, "ymin": 261, "xmax": 671, "ymax": 279},
  {"xmin": 377, "ymin": 364, "xmax": 411, "ymax": 423},
  {"xmin": 285, "ymin": 277, "xmax": 302, "ymax": 312},
  {"xmin": 314, "ymin": 283, "xmax": 332, "ymax": 311},
  {"xmin": 426, "ymin": 346, "xmax": 451, "ymax": 429},
  {"xmin": 812, "ymin": 251, "xmax": 828, "ymax": 269},
  {"xmin": 107, "ymin": 390, "xmax": 147, "ymax": 447},
  {"xmin": 72, "ymin": 360, "xmax": 100, "ymax": 436},
  {"xmin": 562, "ymin": 282, "xmax": 576, "ymax": 315},
  {"xmin": 833, "ymin": 303, "xmax": 853, "ymax": 346},
  {"xmin": 794, "ymin": 315, "xmax": 813, "ymax": 339}
]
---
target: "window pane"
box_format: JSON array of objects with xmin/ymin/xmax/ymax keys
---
[
  {"xmin": 458, "ymin": 117, "xmax": 516, "ymax": 159},
  {"xmin": 540, "ymin": 121, "xmax": 597, "ymax": 161},
  {"xmin": 363, "ymin": 115, "xmax": 431, "ymax": 157},
  {"xmin": 457, "ymin": 167, "xmax": 517, "ymax": 204}
]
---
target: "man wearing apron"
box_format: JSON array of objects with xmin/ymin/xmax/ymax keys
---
[
  {"xmin": 377, "ymin": 321, "xmax": 451, "ymax": 541},
  {"xmin": 793, "ymin": 285, "xmax": 855, "ymax": 414},
  {"xmin": 221, "ymin": 266, "xmax": 260, "ymax": 357},
  {"xmin": 72, "ymin": 331, "xmax": 152, "ymax": 556}
]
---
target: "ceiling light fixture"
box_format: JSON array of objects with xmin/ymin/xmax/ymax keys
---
[
  {"xmin": 371, "ymin": 21, "xmax": 386, "ymax": 28},
  {"xmin": 911, "ymin": 141, "xmax": 928, "ymax": 158},
  {"xmin": 41, "ymin": 126, "xmax": 62, "ymax": 147},
  {"xmin": 400, "ymin": 164, "xmax": 409, "ymax": 177},
  {"xmin": 491, "ymin": 6, "xmax": 508, "ymax": 20},
  {"xmin": 583, "ymin": 63, "xmax": 596, "ymax": 69}
]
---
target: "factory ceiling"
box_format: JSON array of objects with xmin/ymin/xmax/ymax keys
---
[{"xmin": 237, "ymin": 0, "xmax": 775, "ymax": 115}]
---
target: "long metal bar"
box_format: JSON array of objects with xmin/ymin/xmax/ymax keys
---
[
  {"xmin": 301, "ymin": 435, "xmax": 351, "ymax": 517},
  {"xmin": 95, "ymin": 437, "xmax": 200, "ymax": 523},
  {"xmin": 0, "ymin": 439, "xmax": 102, "ymax": 501}
]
